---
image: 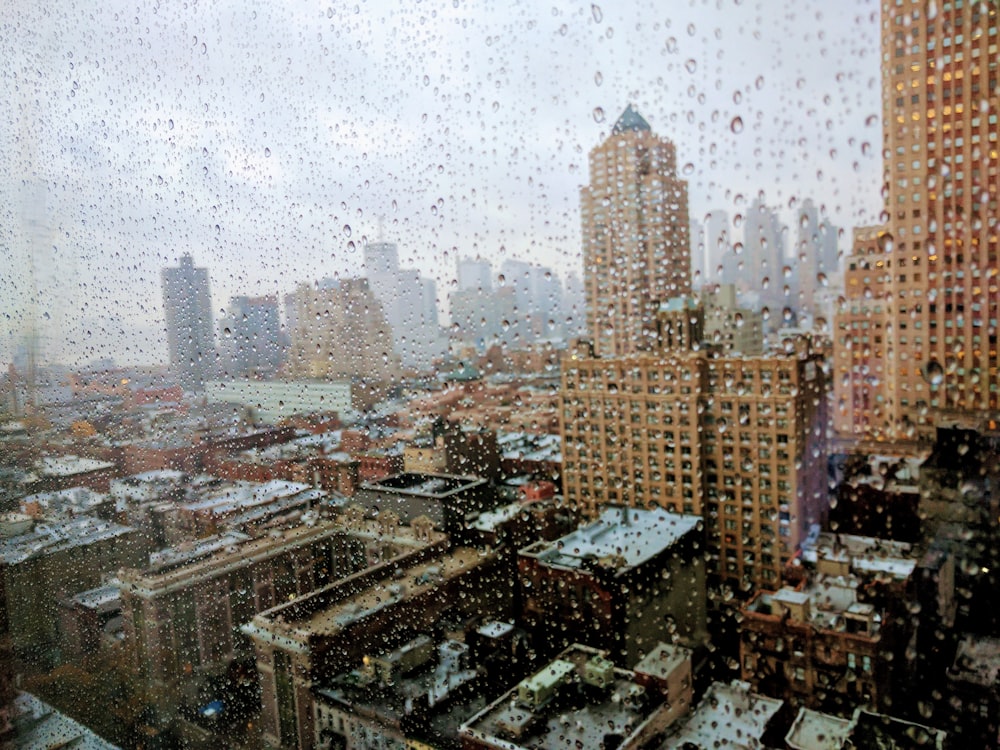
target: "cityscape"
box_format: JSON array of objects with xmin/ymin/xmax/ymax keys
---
[{"xmin": 1, "ymin": 1, "xmax": 999, "ymax": 749}]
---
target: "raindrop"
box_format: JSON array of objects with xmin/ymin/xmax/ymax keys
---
[
  {"xmin": 730, "ymin": 116, "xmax": 743, "ymax": 133},
  {"xmin": 343, "ymin": 224, "xmax": 352, "ymax": 237},
  {"xmin": 592, "ymin": 106, "xmax": 606, "ymax": 123},
  {"xmin": 591, "ymin": 4, "xmax": 602, "ymax": 23},
  {"xmin": 685, "ymin": 59, "xmax": 697, "ymax": 74},
  {"xmin": 594, "ymin": 71, "xmax": 603, "ymax": 87}
]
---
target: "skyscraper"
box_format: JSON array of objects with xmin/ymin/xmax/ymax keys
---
[
  {"xmin": 742, "ymin": 198, "xmax": 786, "ymax": 313},
  {"xmin": 580, "ymin": 104, "xmax": 690, "ymax": 356},
  {"xmin": 363, "ymin": 240, "xmax": 444, "ymax": 370},
  {"xmin": 161, "ymin": 254, "xmax": 213, "ymax": 391},
  {"xmin": 834, "ymin": 0, "xmax": 998, "ymax": 439},
  {"xmin": 218, "ymin": 295, "xmax": 282, "ymax": 378}
]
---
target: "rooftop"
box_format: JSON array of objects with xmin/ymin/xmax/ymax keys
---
[
  {"xmin": 364, "ymin": 472, "xmax": 486, "ymax": 498},
  {"xmin": 786, "ymin": 707, "xmax": 946, "ymax": 750},
  {"xmin": 32, "ymin": 455, "xmax": 115, "ymax": 477},
  {"xmin": 316, "ymin": 636, "xmax": 484, "ymax": 738},
  {"xmin": 521, "ymin": 506, "xmax": 701, "ymax": 574},
  {"xmin": 949, "ymin": 634, "xmax": 1000, "ymax": 687},
  {"xmin": 299, "ymin": 546, "xmax": 485, "ymax": 637},
  {"xmin": 799, "ymin": 533, "xmax": 917, "ymax": 581},
  {"xmin": 785, "ymin": 707, "xmax": 852, "ymax": 750},
  {"xmin": 461, "ymin": 644, "xmax": 665, "ymax": 750},
  {"xmin": 611, "ymin": 103, "xmax": 652, "ymax": 135},
  {"xmin": 11, "ymin": 692, "xmax": 120, "ymax": 750},
  {"xmin": 747, "ymin": 578, "xmax": 880, "ymax": 636},
  {"xmin": 662, "ymin": 680, "xmax": 783, "ymax": 750},
  {"xmin": 0, "ymin": 517, "xmax": 135, "ymax": 565}
]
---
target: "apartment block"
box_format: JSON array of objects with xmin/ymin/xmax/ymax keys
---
[
  {"xmin": 517, "ymin": 506, "xmax": 707, "ymax": 666},
  {"xmin": 560, "ymin": 345, "xmax": 827, "ymax": 589}
]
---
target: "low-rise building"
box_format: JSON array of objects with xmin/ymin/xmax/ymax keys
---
[
  {"xmin": 785, "ymin": 706, "xmax": 947, "ymax": 750},
  {"xmin": 739, "ymin": 575, "xmax": 898, "ymax": 714},
  {"xmin": 518, "ymin": 506, "xmax": 707, "ymax": 667},
  {"xmin": 243, "ymin": 532, "xmax": 508, "ymax": 750},
  {"xmin": 943, "ymin": 635, "xmax": 1000, "ymax": 748},
  {"xmin": 0, "ymin": 516, "xmax": 144, "ymax": 666},
  {"xmin": 659, "ymin": 679, "xmax": 785, "ymax": 749},
  {"xmin": 460, "ymin": 643, "xmax": 691, "ymax": 750},
  {"xmin": 353, "ymin": 472, "xmax": 496, "ymax": 537},
  {"xmin": 314, "ymin": 628, "xmax": 529, "ymax": 750},
  {"xmin": 119, "ymin": 516, "xmax": 418, "ymax": 709}
]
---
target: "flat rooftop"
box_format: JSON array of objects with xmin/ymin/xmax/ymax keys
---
[
  {"xmin": 364, "ymin": 472, "xmax": 485, "ymax": 498},
  {"xmin": 522, "ymin": 506, "xmax": 701, "ymax": 573},
  {"xmin": 120, "ymin": 521, "xmax": 377, "ymax": 596},
  {"xmin": 300, "ymin": 546, "xmax": 486, "ymax": 637},
  {"xmin": 950, "ymin": 635, "xmax": 1000, "ymax": 687},
  {"xmin": 0, "ymin": 517, "xmax": 135, "ymax": 565},
  {"xmin": 747, "ymin": 579, "xmax": 880, "ymax": 635},
  {"xmin": 804, "ymin": 532, "xmax": 914, "ymax": 564},
  {"xmin": 663, "ymin": 680, "xmax": 783, "ymax": 750},
  {"xmin": 33, "ymin": 455, "xmax": 115, "ymax": 477},
  {"xmin": 785, "ymin": 707, "xmax": 852, "ymax": 750},
  {"xmin": 461, "ymin": 644, "xmax": 663, "ymax": 750}
]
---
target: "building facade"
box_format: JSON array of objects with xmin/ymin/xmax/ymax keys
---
[
  {"xmin": 835, "ymin": 1, "xmax": 999, "ymax": 439},
  {"xmin": 560, "ymin": 346, "xmax": 828, "ymax": 589},
  {"xmin": 161, "ymin": 253, "xmax": 214, "ymax": 391},
  {"xmin": 581, "ymin": 104, "xmax": 690, "ymax": 357}
]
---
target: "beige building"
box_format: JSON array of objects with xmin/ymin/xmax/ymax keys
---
[
  {"xmin": 581, "ymin": 104, "xmax": 690, "ymax": 357},
  {"xmin": 833, "ymin": 226, "xmax": 894, "ymax": 438},
  {"xmin": 560, "ymin": 345, "xmax": 827, "ymax": 589},
  {"xmin": 284, "ymin": 278, "xmax": 401, "ymax": 385},
  {"xmin": 835, "ymin": 1, "xmax": 999, "ymax": 439}
]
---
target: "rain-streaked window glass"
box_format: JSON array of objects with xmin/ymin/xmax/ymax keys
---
[{"xmin": 2, "ymin": 1, "xmax": 999, "ymax": 748}]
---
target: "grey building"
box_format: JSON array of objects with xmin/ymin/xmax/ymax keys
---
[{"xmin": 161, "ymin": 254, "xmax": 214, "ymax": 391}]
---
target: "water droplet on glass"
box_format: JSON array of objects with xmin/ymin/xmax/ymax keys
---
[
  {"xmin": 730, "ymin": 116, "xmax": 743, "ymax": 133},
  {"xmin": 592, "ymin": 106, "xmax": 605, "ymax": 123}
]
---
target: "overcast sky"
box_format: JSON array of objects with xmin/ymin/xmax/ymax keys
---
[{"xmin": 1, "ymin": 0, "xmax": 884, "ymax": 367}]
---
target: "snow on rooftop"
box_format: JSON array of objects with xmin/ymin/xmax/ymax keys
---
[{"xmin": 536, "ymin": 506, "xmax": 700, "ymax": 571}]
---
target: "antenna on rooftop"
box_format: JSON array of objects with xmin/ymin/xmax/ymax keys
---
[{"xmin": 377, "ymin": 215, "xmax": 386, "ymax": 242}]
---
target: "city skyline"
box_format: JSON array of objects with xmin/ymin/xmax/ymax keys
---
[{"xmin": 3, "ymin": 0, "xmax": 884, "ymax": 367}]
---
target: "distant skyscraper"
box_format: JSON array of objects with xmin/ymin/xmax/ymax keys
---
[
  {"xmin": 581, "ymin": 104, "xmax": 690, "ymax": 356},
  {"xmin": 362, "ymin": 241, "xmax": 444, "ymax": 370},
  {"xmin": 456, "ymin": 257, "xmax": 493, "ymax": 293},
  {"xmin": 219, "ymin": 295, "xmax": 282, "ymax": 378},
  {"xmin": 704, "ymin": 209, "xmax": 735, "ymax": 286},
  {"xmin": 792, "ymin": 198, "xmax": 839, "ymax": 319},
  {"xmin": 161, "ymin": 254, "xmax": 213, "ymax": 390},
  {"xmin": 690, "ymin": 217, "xmax": 707, "ymax": 289},
  {"xmin": 834, "ymin": 0, "xmax": 999, "ymax": 439},
  {"xmin": 286, "ymin": 278, "xmax": 400, "ymax": 384},
  {"xmin": 742, "ymin": 198, "xmax": 785, "ymax": 312}
]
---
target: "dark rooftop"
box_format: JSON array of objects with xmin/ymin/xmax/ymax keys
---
[{"xmin": 611, "ymin": 103, "xmax": 651, "ymax": 134}]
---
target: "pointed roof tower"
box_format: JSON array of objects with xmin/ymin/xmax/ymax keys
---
[{"xmin": 611, "ymin": 103, "xmax": 651, "ymax": 135}]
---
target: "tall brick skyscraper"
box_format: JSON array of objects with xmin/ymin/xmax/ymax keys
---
[
  {"xmin": 581, "ymin": 104, "xmax": 691, "ymax": 356},
  {"xmin": 836, "ymin": 1, "xmax": 998, "ymax": 439}
]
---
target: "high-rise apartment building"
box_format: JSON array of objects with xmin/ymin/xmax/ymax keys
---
[
  {"xmin": 581, "ymin": 105, "xmax": 690, "ymax": 356},
  {"xmin": 834, "ymin": 226, "xmax": 895, "ymax": 438},
  {"xmin": 161, "ymin": 253, "xmax": 214, "ymax": 391},
  {"xmin": 560, "ymin": 344, "xmax": 827, "ymax": 588},
  {"xmin": 836, "ymin": 0, "xmax": 998, "ymax": 439}
]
